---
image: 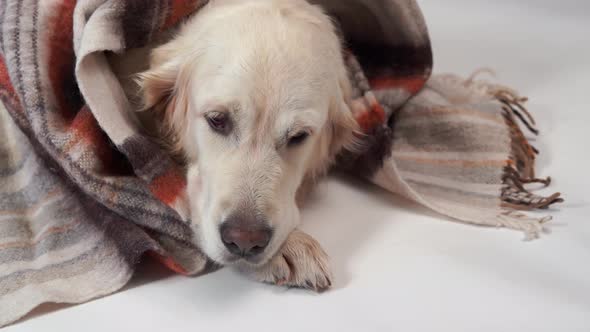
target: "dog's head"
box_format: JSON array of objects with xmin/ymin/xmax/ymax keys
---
[{"xmin": 137, "ymin": 0, "xmax": 357, "ymax": 266}]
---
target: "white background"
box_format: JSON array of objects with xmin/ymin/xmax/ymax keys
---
[{"xmin": 7, "ymin": 1, "xmax": 590, "ymax": 331}]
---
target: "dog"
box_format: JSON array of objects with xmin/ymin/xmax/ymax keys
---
[{"xmin": 113, "ymin": 0, "xmax": 358, "ymax": 291}]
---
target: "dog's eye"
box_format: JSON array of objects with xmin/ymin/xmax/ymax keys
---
[
  {"xmin": 205, "ymin": 112, "xmax": 231, "ymax": 135},
  {"xmin": 287, "ymin": 132, "xmax": 309, "ymax": 147}
]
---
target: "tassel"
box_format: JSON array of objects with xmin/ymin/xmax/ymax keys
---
[
  {"xmin": 497, "ymin": 212, "xmax": 552, "ymax": 240},
  {"xmin": 495, "ymin": 91, "xmax": 563, "ymax": 212}
]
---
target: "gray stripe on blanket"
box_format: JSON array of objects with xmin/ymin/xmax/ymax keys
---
[
  {"xmin": 119, "ymin": 135, "xmax": 177, "ymax": 181},
  {"xmin": 0, "ymin": 0, "xmax": 6, "ymax": 53},
  {"xmin": 0, "ymin": 214, "xmax": 75, "ymax": 241},
  {"xmin": 0, "ymin": 242, "xmax": 114, "ymax": 296},
  {"xmin": 0, "ymin": 177, "xmax": 62, "ymax": 210},
  {"xmin": 2, "ymin": 1, "xmax": 23, "ymax": 98},
  {"xmin": 0, "ymin": 149, "xmax": 33, "ymax": 177},
  {"xmin": 406, "ymin": 179, "xmax": 499, "ymax": 206},
  {"xmin": 0, "ymin": 195, "xmax": 82, "ymax": 237},
  {"xmin": 395, "ymin": 159, "xmax": 504, "ymax": 184},
  {"xmin": 122, "ymin": 0, "xmax": 162, "ymax": 49},
  {"xmin": 393, "ymin": 123, "xmax": 508, "ymax": 153},
  {"xmin": 0, "ymin": 220, "xmax": 92, "ymax": 265},
  {"xmin": 15, "ymin": 0, "xmax": 42, "ymax": 114}
]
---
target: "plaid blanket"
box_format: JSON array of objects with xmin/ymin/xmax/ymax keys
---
[{"xmin": 0, "ymin": 0, "xmax": 562, "ymax": 326}]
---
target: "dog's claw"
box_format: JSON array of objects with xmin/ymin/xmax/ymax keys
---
[{"xmin": 242, "ymin": 230, "xmax": 333, "ymax": 292}]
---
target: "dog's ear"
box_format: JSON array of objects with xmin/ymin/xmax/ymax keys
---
[
  {"xmin": 305, "ymin": 69, "xmax": 359, "ymax": 181},
  {"xmin": 136, "ymin": 62, "xmax": 177, "ymax": 111},
  {"xmin": 328, "ymin": 70, "xmax": 360, "ymax": 158},
  {"xmin": 135, "ymin": 47, "xmax": 191, "ymax": 152}
]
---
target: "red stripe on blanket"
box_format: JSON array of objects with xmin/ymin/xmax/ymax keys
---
[
  {"xmin": 47, "ymin": 0, "xmax": 80, "ymax": 120},
  {"xmin": 69, "ymin": 106, "xmax": 113, "ymax": 168},
  {"xmin": 163, "ymin": 0, "xmax": 204, "ymax": 30},
  {"xmin": 369, "ymin": 76, "xmax": 427, "ymax": 95},
  {"xmin": 149, "ymin": 168, "xmax": 187, "ymax": 206},
  {"xmin": 0, "ymin": 56, "xmax": 20, "ymax": 105},
  {"xmin": 356, "ymin": 101, "xmax": 386, "ymax": 133}
]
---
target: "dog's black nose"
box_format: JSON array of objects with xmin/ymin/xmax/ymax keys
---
[{"xmin": 220, "ymin": 220, "xmax": 272, "ymax": 258}]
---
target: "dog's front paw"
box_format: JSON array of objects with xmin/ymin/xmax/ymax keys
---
[{"xmin": 244, "ymin": 230, "xmax": 333, "ymax": 292}]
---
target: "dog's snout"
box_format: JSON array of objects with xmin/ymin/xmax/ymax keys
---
[{"xmin": 220, "ymin": 217, "xmax": 272, "ymax": 258}]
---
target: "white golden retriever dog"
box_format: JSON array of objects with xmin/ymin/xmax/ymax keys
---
[{"xmin": 128, "ymin": 0, "xmax": 358, "ymax": 290}]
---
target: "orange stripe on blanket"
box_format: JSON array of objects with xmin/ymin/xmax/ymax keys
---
[
  {"xmin": 356, "ymin": 101, "xmax": 386, "ymax": 133},
  {"xmin": 149, "ymin": 169, "xmax": 187, "ymax": 206},
  {"xmin": 163, "ymin": 0, "xmax": 204, "ymax": 30},
  {"xmin": 148, "ymin": 251, "xmax": 189, "ymax": 275},
  {"xmin": 369, "ymin": 76, "xmax": 427, "ymax": 95},
  {"xmin": 396, "ymin": 155, "xmax": 509, "ymax": 168}
]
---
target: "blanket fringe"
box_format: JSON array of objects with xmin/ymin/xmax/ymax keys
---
[
  {"xmin": 495, "ymin": 88, "xmax": 562, "ymax": 239},
  {"xmin": 495, "ymin": 90, "xmax": 564, "ymax": 212},
  {"xmin": 497, "ymin": 211, "xmax": 552, "ymax": 240},
  {"xmin": 461, "ymin": 73, "xmax": 563, "ymax": 211},
  {"xmin": 461, "ymin": 73, "xmax": 564, "ymax": 238}
]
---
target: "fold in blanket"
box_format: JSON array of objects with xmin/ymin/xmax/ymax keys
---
[{"xmin": 0, "ymin": 0, "xmax": 562, "ymax": 327}]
